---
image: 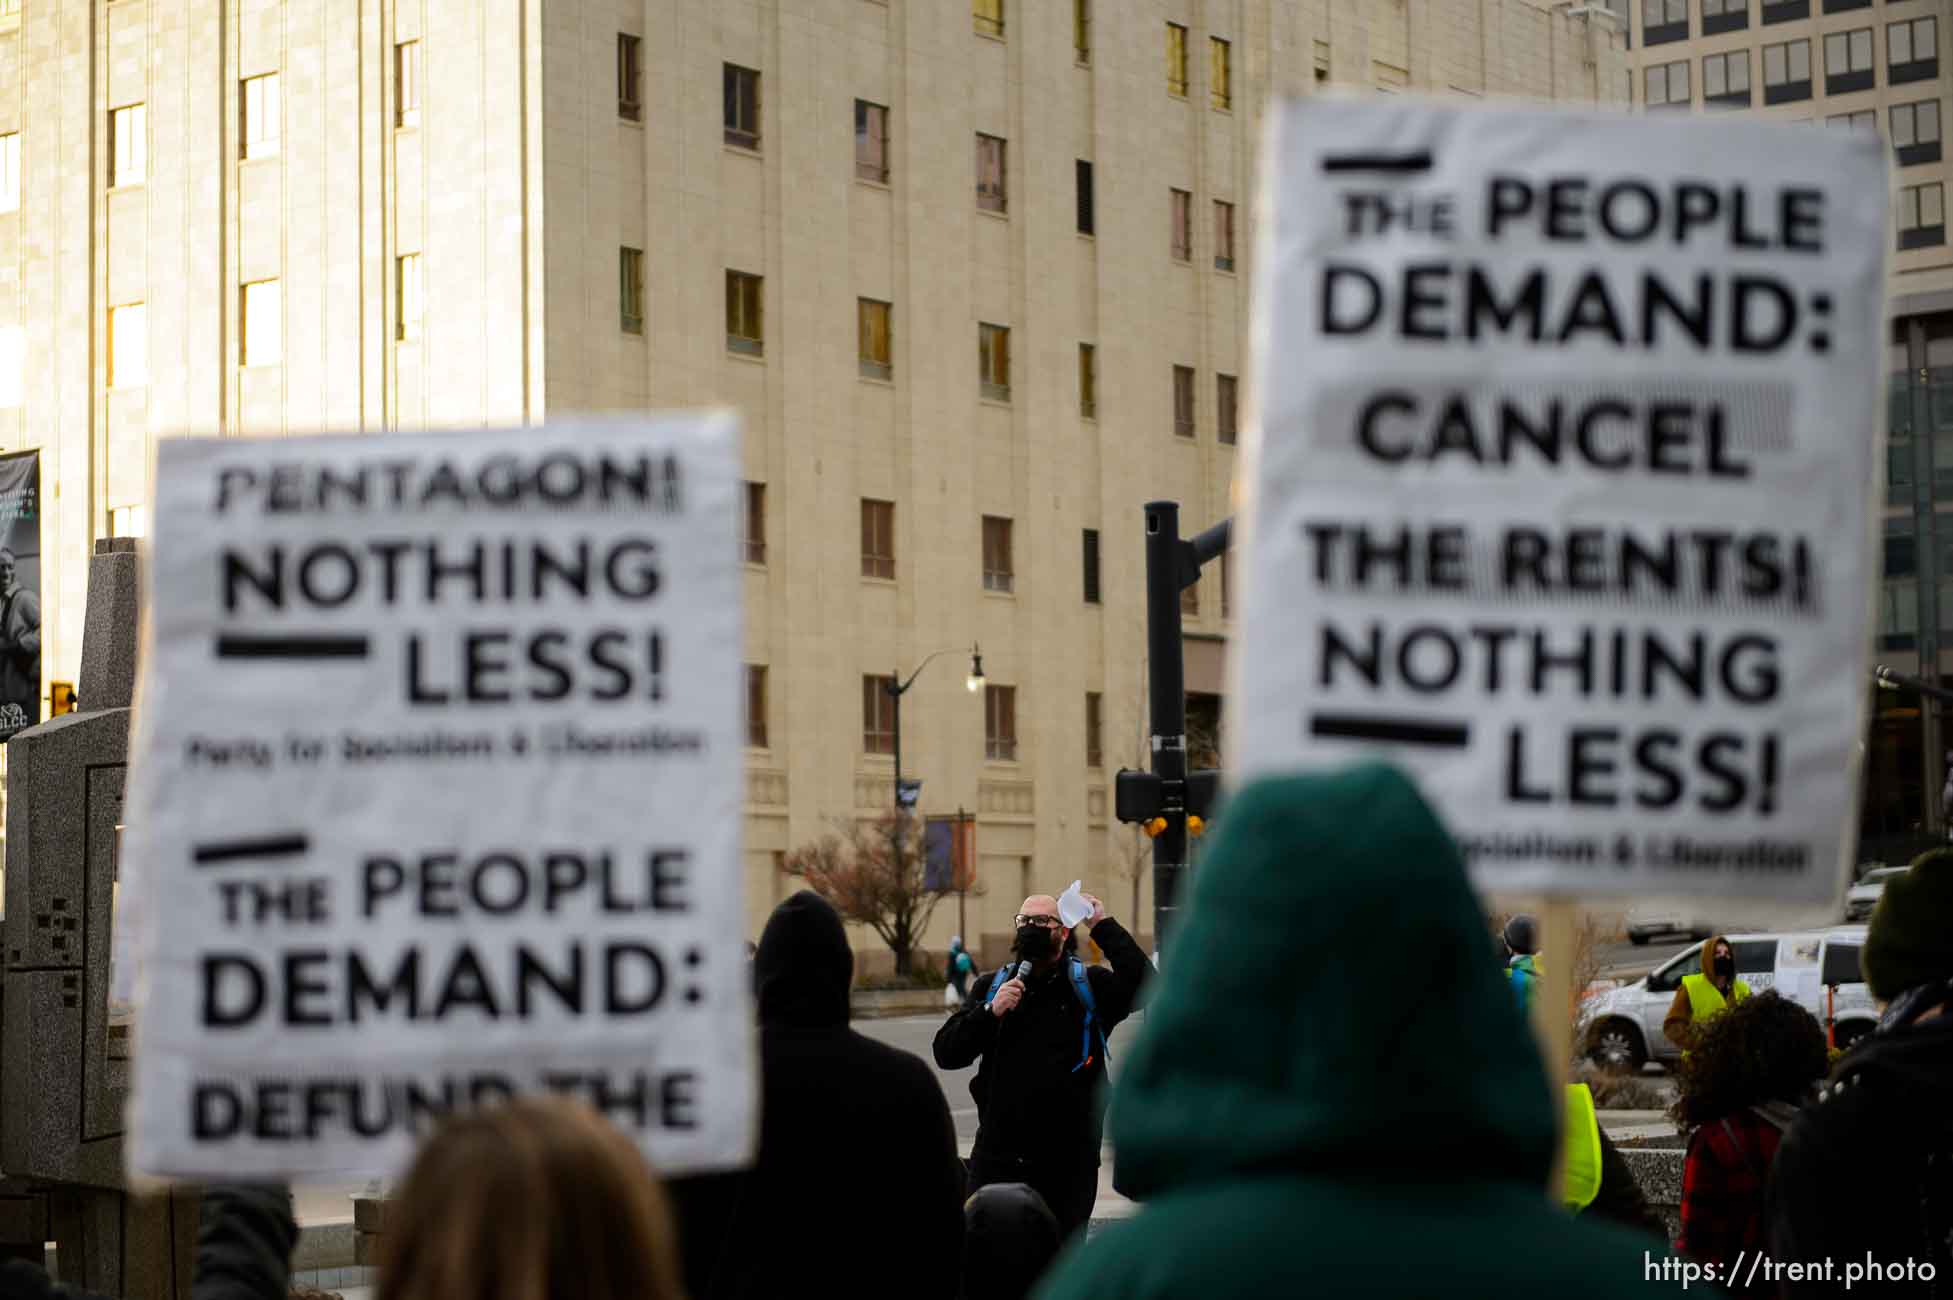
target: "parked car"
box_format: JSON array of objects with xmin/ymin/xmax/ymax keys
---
[
  {"xmin": 1580, "ymin": 927, "xmax": 1873, "ymax": 1071},
  {"xmin": 1623, "ymin": 905, "xmax": 1718, "ymax": 945},
  {"xmin": 1845, "ymin": 865, "xmax": 1909, "ymax": 923}
]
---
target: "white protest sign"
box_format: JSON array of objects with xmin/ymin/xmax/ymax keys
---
[
  {"xmin": 122, "ymin": 414, "xmax": 755, "ymax": 1179},
  {"xmin": 1233, "ymin": 100, "xmax": 1887, "ymax": 911}
]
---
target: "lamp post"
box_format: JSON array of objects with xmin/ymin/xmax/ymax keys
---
[{"xmin": 887, "ymin": 642, "xmax": 985, "ymax": 818}]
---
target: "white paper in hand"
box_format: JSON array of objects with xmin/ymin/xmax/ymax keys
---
[{"xmin": 1057, "ymin": 881, "xmax": 1092, "ymax": 928}]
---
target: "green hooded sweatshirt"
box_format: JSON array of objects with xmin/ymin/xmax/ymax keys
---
[{"xmin": 1035, "ymin": 766, "xmax": 1705, "ymax": 1299}]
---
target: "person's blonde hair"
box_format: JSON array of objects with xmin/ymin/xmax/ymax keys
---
[{"xmin": 377, "ymin": 1095, "xmax": 684, "ymax": 1300}]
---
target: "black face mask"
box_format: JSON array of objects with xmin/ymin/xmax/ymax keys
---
[
  {"xmin": 1015, "ymin": 924, "xmax": 1055, "ymax": 961},
  {"xmin": 1714, "ymin": 955, "xmax": 1735, "ymax": 979}
]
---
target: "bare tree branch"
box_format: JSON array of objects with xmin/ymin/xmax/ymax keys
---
[{"xmin": 781, "ymin": 811, "xmax": 950, "ymax": 976}]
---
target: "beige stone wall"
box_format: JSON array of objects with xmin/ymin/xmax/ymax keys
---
[
  {"xmin": 10, "ymin": 0, "xmax": 1625, "ymax": 950},
  {"xmin": 535, "ymin": 0, "xmax": 1626, "ymax": 949}
]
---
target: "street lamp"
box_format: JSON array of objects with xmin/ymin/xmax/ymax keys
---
[{"xmin": 887, "ymin": 644, "xmax": 985, "ymax": 815}]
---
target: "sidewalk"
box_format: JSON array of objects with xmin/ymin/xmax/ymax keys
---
[{"xmin": 291, "ymin": 1108, "xmax": 1676, "ymax": 1291}]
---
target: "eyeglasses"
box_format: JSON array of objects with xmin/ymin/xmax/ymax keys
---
[{"xmin": 1014, "ymin": 914, "xmax": 1065, "ymax": 929}]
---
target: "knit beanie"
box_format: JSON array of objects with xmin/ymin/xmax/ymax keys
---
[{"xmin": 1863, "ymin": 850, "xmax": 1953, "ymax": 1001}]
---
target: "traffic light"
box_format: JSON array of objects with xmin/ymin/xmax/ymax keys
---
[
  {"xmin": 1117, "ymin": 767, "xmax": 1222, "ymax": 832},
  {"xmin": 49, "ymin": 681, "xmax": 77, "ymax": 717}
]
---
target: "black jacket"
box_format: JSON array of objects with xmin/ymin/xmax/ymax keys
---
[
  {"xmin": 1767, "ymin": 1014, "xmax": 1953, "ymax": 1297},
  {"xmin": 669, "ymin": 891, "xmax": 964, "ymax": 1300},
  {"xmin": 933, "ymin": 917, "xmax": 1150, "ymax": 1162}
]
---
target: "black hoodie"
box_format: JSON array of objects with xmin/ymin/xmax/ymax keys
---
[
  {"xmin": 668, "ymin": 891, "xmax": 965, "ymax": 1300},
  {"xmin": 1767, "ymin": 1012, "xmax": 1953, "ymax": 1296}
]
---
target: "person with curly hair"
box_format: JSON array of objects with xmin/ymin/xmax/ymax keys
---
[{"xmin": 1671, "ymin": 990, "xmax": 1828, "ymax": 1296}]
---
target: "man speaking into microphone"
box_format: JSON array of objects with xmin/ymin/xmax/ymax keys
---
[{"xmin": 933, "ymin": 889, "xmax": 1151, "ymax": 1241}]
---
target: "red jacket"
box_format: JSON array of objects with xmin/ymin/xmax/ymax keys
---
[{"xmin": 1679, "ymin": 1108, "xmax": 1790, "ymax": 1297}]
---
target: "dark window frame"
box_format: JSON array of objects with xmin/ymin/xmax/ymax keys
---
[
  {"xmin": 1082, "ymin": 529, "xmax": 1101, "ymax": 604},
  {"xmin": 723, "ymin": 63, "xmax": 762, "ymax": 150}
]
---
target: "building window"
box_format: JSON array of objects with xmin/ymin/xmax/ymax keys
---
[
  {"xmin": 724, "ymin": 64, "xmax": 761, "ymax": 150},
  {"xmin": 0, "ymin": 325, "xmax": 21, "ymax": 408},
  {"xmin": 108, "ymin": 303, "xmax": 145, "ymax": 388},
  {"xmin": 746, "ymin": 665, "xmax": 768, "ymax": 748},
  {"xmin": 1166, "ymin": 22, "xmax": 1189, "ymax": 96},
  {"xmin": 1082, "ymin": 528, "xmax": 1101, "ymax": 604},
  {"xmin": 1823, "ymin": 28, "xmax": 1874, "ymax": 96},
  {"xmin": 1086, "ymin": 692, "xmax": 1103, "ymax": 768},
  {"xmin": 984, "ymin": 684, "xmax": 1017, "ymax": 761},
  {"xmin": 1211, "ymin": 37, "xmax": 1232, "ymax": 109},
  {"xmin": 1827, "ymin": 109, "xmax": 1876, "ymax": 131},
  {"xmin": 861, "ymin": 498, "xmax": 895, "ymax": 579},
  {"xmin": 858, "ymin": 298, "xmax": 892, "ymax": 379},
  {"xmin": 1702, "ymin": 50, "xmax": 1751, "ymax": 108},
  {"xmin": 726, "ymin": 270, "xmax": 763, "ymax": 355},
  {"xmin": 108, "ymin": 505, "xmax": 147, "ymax": 538},
  {"xmin": 982, "ymin": 515, "xmax": 1013, "ymax": 593},
  {"xmin": 1074, "ymin": 0, "xmax": 1090, "ymax": 62},
  {"xmin": 109, "ymin": 103, "xmax": 145, "ymax": 187},
  {"xmin": 1173, "ymin": 365, "xmax": 1195, "ymax": 438},
  {"xmin": 974, "ymin": 0, "xmax": 1004, "ymax": 39},
  {"xmin": 1076, "ymin": 158, "xmax": 1094, "ymax": 234},
  {"xmin": 1642, "ymin": 0, "xmax": 1687, "ymax": 45},
  {"xmin": 1214, "ymin": 200, "xmax": 1235, "ymax": 270},
  {"xmin": 396, "ymin": 41, "xmax": 421, "ymax": 128},
  {"xmin": 241, "ymin": 73, "xmax": 280, "ymax": 160},
  {"xmin": 1079, "ymin": 342, "xmax": 1097, "ymax": 419},
  {"xmin": 1762, "ymin": 0, "xmax": 1810, "ymax": 22},
  {"xmin": 0, "ymin": 133, "xmax": 18, "ymax": 213},
  {"xmin": 1893, "ymin": 99, "xmax": 1943, "ymax": 167},
  {"xmin": 1221, "ymin": 551, "xmax": 1233, "ymax": 618},
  {"xmin": 1890, "ymin": 17, "xmax": 1940, "ymax": 86},
  {"xmin": 979, "ymin": 323, "xmax": 1010, "ymax": 400},
  {"xmin": 1702, "ymin": 0, "xmax": 1747, "ymax": 34},
  {"xmin": 1899, "ymin": 182, "xmax": 1946, "ymax": 250},
  {"xmin": 863, "ymin": 675, "xmax": 896, "ymax": 755},
  {"xmin": 620, "ymin": 247, "xmax": 644, "ymax": 334},
  {"xmin": 977, "ymin": 133, "xmax": 1007, "ymax": 213},
  {"xmin": 855, "ymin": 100, "xmax": 889, "ymax": 182},
  {"xmin": 1824, "ymin": 0, "xmax": 1870, "ymax": 11},
  {"xmin": 618, "ymin": 34, "xmax": 643, "ymax": 121},
  {"xmin": 241, "ymin": 279, "xmax": 281, "ymax": 366},
  {"xmin": 0, "ymin": 0, "xmax": 17, "ymax": 16},
  {"xmin": 1170, "ymin": 188, "xmax": 1192, "ymax": 261},
  {"xmin": 1217, "ymin": 373, "xmax": 1238, "ymax": 445},
  {"xmin": 1763, "ymin": 40, "xmax": 1813, "ymax": 104},
  {"xmin": 1644, "ymin": 60, "xmax": 1690, "ymax": 109},
  {"xmin": 743, "ymin": 481, "xmax": 766, "ymax": 564},
  {"xmin": 1314, "ymin": 39, "xmax": 1331, "ymax": 82},
  {"xmin": 396, "ymin": 253, "xmax": 422, "ymax": 341}
]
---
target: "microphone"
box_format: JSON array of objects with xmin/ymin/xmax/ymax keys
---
[{"xmin": 1013, "ymin": 960, "xmax": 1031, "ymax": 983}]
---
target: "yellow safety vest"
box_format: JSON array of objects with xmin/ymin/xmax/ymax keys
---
[
  {"xmin": 1682, "ymin": 973, "xmax": 1752, "ymax": 1022},
  {"xmin": 1562, "ymin": 1083, "xmax": 1603, "ymax": 1213}
]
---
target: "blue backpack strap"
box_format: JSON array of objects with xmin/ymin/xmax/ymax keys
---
[
  {"xmin": 1068, "ymin": 958, "xmax": 1108, "ymax": 1073},
  {"xmin": 982, "ymin": 965, "xmax": 1012, "ymax": 1007}
]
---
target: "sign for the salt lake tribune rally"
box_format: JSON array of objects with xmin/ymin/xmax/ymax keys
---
[
  {"xmin": 122, "ymin": 415, "xmax": 754, "ymax": 1179},
  {"xmin": 1232, "ymin": 100, "xmax": 1887, "ymax": 909}
]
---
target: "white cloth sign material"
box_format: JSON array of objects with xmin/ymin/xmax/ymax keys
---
[
  {"xmin": 121, "ymin": 413, "xmax": 755, "ymax": 1181},
  {"xmin": 1231, "ymin": 99, "xmax": 1887, "ymax": 912}
]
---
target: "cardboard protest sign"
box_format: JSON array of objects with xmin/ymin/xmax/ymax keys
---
[
  {"xmin": 1232, "ymin": 100, "xmax": 1887, "ymax": 910},
  {"xmin": 121, "ymin": 414, "xmax": 754, "ymax": 1179}
]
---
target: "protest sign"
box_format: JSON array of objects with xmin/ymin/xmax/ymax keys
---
[
  {"xmin": 121, "ymin": 414, "xmax": 754, "ymax": 1179},
  {"xmin": 1232, "ymin": 100, "xmax": 1887, "ymax": 911},
  {"xmin": 0, "ymin": 449, "xmax": 43, "ymax": 741}
]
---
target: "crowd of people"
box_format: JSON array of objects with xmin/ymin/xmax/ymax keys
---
[{"xmin": 3, "ymin": 765, "xmax": 1949, "ymax": 1299}]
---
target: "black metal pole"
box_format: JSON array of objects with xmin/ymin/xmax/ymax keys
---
[
  {"xmin": 890, "ymin": 672, "xmax": 903, "ymax": 812},
  {"xmin": 1145, "ymin": 501, "xmax": 1189, "ymax": 961}
]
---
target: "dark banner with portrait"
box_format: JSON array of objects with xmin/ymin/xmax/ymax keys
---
[{"xmin": 0, "ymin": 449, "xmax": 42, "ymax": 741}]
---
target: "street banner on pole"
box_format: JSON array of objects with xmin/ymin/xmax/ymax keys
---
[
  {"xmin": 122, "ymin": 414, "xmax": 754, "ymax": 1180},
  {"xmin": 0, "ymin": 449, "xmax": 43, "ymax": 741},
  {"xmin": 1232, "ymin": 100, "xmax": 1887, "ymax": 914}
]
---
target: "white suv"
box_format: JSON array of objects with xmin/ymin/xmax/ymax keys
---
[{"xmin": 1581, "ymin": 927, "xmax": 1874, "ymax": 1071}]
